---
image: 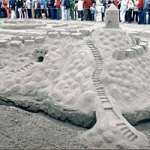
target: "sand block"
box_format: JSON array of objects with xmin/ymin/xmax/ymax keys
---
[
  {"xmin": 11, "ymin": 36, "xmax": 20, "ymax": 41},
  {"xmin": 139, "ymin": 40, "xmax": 148, "ymax": 52},
  {"xmin": 113, "ymin": 50, "xmax": 125, "ymax": 60},
  {"xmin": 140, "ymin": 30, "xmax": 150, "ymax": 38},
  {"xmin": 1, "ymin": 36, "xmax": 11, "ymax": 41},
  {"xmin": 125, "ymin": 49, "xmax": 137, "ymax": 58},
  {"xmin": 10, "ymin": 41, "xmax": 21, "ymax": 47},
  {"xmin": 68, "ymin": 29, "xmax": 78, "ymax": 33},
  {"xmin": 134, "ymin": 36, "xmax": 141, "ymax": 45},
  {"xmin": 0, "ymin": 40, "xmax": 7, "ymax": 48},
  {"xmin": 60, "ymin": 32, "xmax": 70, "ymax": 37},
  {"xmin": 70, "ymin": 33, "xmax": 82, "ymax": 39},
  {"xmin": 48, "ymin": 32, "xmax": 58, "ymax": 38},
  {"xmin": 35, "ymin": 37, "xmax": 45, "ymax": 43},
  {"xmin": 131, "ymin": 45, "xmax": 144, "ymax": 55},
  {"xmin": 24, "ymin": 40, "xmax": 35, "ymax": 45},
  {"xmin": 78, "ymin": 29, "xmax": 90, "ymax": 36}
]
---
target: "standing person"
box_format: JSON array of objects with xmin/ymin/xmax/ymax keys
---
[
  {"xmin": 78, "ymin": 0, "xmax": 84, "ymax": 20},
  {"xmin": 127, "ymin": 0, "xmax": 134, "ymax": 23},
  {"xmin": 26, "ymin": 0, "xmax": 32, "ymax": 18},
  {"xmin": 40, "ymin": 0, "xmax": 46, "ymax": 19},
  {"xmin": 95, "ymin": 0, "xmax": 104, "ymax": 21},
  {"xmin": 117, "ymin": 0, "xmax": 121, "ymax": 22},
  {"xmin": 16, "ymin": 0, "xmax": 23, "ymax": 19},
  {"xmin": 22, "ymin": 0, "xmax": 28, "ymax": 18},
  {"xmin": 64, "ymin": 0, "xmax": 70, "ymax": 19},
  {"xmin": 50, "ymin": 0, "xmax": 55, "ymax": 19},
  {"xmin": 61, "ymin": 0, "xmax": 65, "ymax": 19},
  {"xmin": 148, "ymin": 0, "xmax": 150, "ymax": 24},
  {"xmin": 10, "ymin": 0, "xmax": 16, "ymax": 18},
  {"xmin": 132, "ymin": 0, "xmax": 138, "ymax": 22},
  {"xmin": 70, "ymin": 0, "xmax": 75, "ymax": 20},
  {"xmin": 3, "ymin": 0, "xmax": 10, "ymax": 18},
  {"xmin": 142, "ymin": 0, "xmax": 148, "ymax": 24},
  {"xmin": 90, "ymin": 2, "xmax": 95, "ymax": 21},
  {"xmin": 120, "ymin": 0, "xmax": 128, "ymax": 22},
  {"xmin": 83, "ymin": 0, "xmax": 91, "ymax": 20},
  {"xmin": 47, "ymin": 0, "xmax": 51, "ymax": 18},
  {"xmin": 55, "ymin": 0, "xmax": 60, "ymax": 19},
  {"xmin": 137, "ymin": 0, "xmax": 143, "ymax": 24}
]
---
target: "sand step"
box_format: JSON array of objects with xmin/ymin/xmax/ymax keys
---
[
  {"xmin": 96, "ymin": 86, "xmax": 104, "ymax": 90},
  {"xmin": 130, "ymin": 135, "xmax": 137, "ymax": 141},
  {"xmin": 116, "ymin": 122, "xmax": 138, "ymax": 141},
  {"xmin": 100, "ymin": 96, "xmax": 108, "ymax": 99},
  {"xmin": 102, "ymin": 102, "xmax": 113, "ymax": 110},
  {"xmin": 93, "ymin": 77, "xmax": 100, "ymax": 81},
  {"xmin": 101, "ymin": 98, "xmax": 109, "ymax": 102}
]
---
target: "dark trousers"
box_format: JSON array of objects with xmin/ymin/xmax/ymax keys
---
[
  {"xmin": 91, "ymin": 13, "xmax": 94, "ymax": 21},
  {"xmin": 127, "ymin": 9, "xmax": 132, "ymax": 23},
  {"xmin": 50, "ymin": 6, "xmax": 55, "ymax": 19},
  {"xmin": 28, "ymin": 9, "xmax": 32, "ymax": 18},
  {"xmin": 138, "ymin": 8, "xmax": 143, "ymax": 24},
  {"xmin": 48, "ymin": 8, "xmax": 51, "ymax": 18},
  {"xmin": 56, "ymin": 7, "xmax": 60, "ymax": 19},
  {"xmin": 78, "ymin": 10, "xmax": 83, "ymax": 21},
  {"xmin": 132, "ymin": 10, "xmax": 138, "ymax": 22},
  {"xmin": 142, "ymin": 9, "xmax": 147, "ymax": 24},
  {"xmin": 148, "ymin": 10, "xmax": 150, "ymax": 24},
  {"xmin": 84, "ymin": 8, "xmax": 90, "ymax": 20}
]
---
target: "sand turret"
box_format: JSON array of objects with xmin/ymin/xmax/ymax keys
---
[{"xmin": 105, "ymin": 4, "xmax": 119, "ymax": 28}]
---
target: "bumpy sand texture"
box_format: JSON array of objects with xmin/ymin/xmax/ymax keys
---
[
  {"xmin": 0, "ymin": 19, "xmax": 150, "ymax": 149},
  {"xmin": 0, "ymin": 105, "xmax": 88, "ymax": 149}
]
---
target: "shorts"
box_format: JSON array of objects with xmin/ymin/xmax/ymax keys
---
[{"xmin": 18, "ymin": 8, "xmax": 22, "ymax": 12}]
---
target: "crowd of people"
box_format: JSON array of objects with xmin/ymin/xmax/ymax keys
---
[{"xmin": 0, "ymin": 0, "xmax": 150, "ymax": 24}]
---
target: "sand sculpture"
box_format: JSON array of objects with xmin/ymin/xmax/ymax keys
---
[{"xmin": 0, "ymin": 4, "xmax": 150, "ymax": 149}]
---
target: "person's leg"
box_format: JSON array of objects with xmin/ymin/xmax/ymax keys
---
[
  {"xmin": 61, "ymin": 6, "xmax": 64, "ymax": 20},
  {"xmin": 50, "ymin": 6, "xmax": 54, "ymax": 19},
  {"xmin": 142, "ymin": 9, "xmax": 147, "ymax": 24},
  {"xmin": 148, "ymin": 10, "xmax": 150, "ymax": 24},
  {"xmin": 135, "ymin": 11, "xmax": 138, "ymax": 22},
  {"xmin": 138, "ymin": 8, "xmax": 142, "ymax": 24}
]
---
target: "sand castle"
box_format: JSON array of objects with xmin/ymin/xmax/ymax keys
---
[{"xmin": 0, "ymin": 4, "xmax": 150, "ymax": 149}]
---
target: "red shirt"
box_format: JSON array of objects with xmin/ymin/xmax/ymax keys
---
[{"xmin": 138, "ymin": 0, "xmax": 143, "ymax": 8}]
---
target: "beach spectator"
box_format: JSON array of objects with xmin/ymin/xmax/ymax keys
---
[
  {"xmin": 50, "ymin": 0, "xmax": 55, "ymax": 19},
  {"xmin": 10, "ymin": 0, "xmax": 16, "ymax": 18},
  {"xmin": 55, "ymin": 0, "xmax": 61, "ymax": 19},
  {"xmin": 64, "ymin": 0, "xmax": 70, "ymax": 20},
  {"xmin": 26, "ymin": 0, "xmax": 32, "ymax": 18},
  {"xmin": 127, "ymin": 0, "xmax": 134, "ymax": 23},
  {"xmin": 120, "ymin": 0, "xmax": 128, "ymax": 22},
  {"xmin": 61, "ymin": 0, "xmax": 65, "ymax": 20},
  {"xmin": 83, "ymin": 0, "xmax": 91, "ymax": 20},
  {"xmin": 142, "ymin": 0, "xmax": 148, "ymax": 24},
  {"xmin": 132, "ymin": 0, "xmax": 138, "ymax": 22},
  {"xmin": 22, "ymin": 0, "xmax": 28, "ymax": 18},
  {"xmin": 0, "ymin": 1, "xmax": 5, "ymax": 18},
  {"xmin": 95, "ymin": 0, "xmax": 104, "ymax": 21},
  {"xmin": 40, "ymin": 0, "xmax": 46, "ymax": 19},
  {"xmin": 148, "ymin": 0, "xmax": 150, "ymax": 24},
  {"xmin": 78, "ymin": 0, "xmax": 84, "ymax": 20},
  {"xmin": 90, "ymin": 2, "xmax": 95, "ymax": 21},
  {"xmin": 70, "ymin": 0, "xmax": 75, "ymax": 20},
  {"xmin": 137, "ymin": 0, "xmax": 143, "ymax": 24},
  {"xmin": 16, "ymin": 0, "xmax": 23, "ymax": 19},
  {"xmin": 3, "ymin": 0, "xmax": 10, "ymax": 18},
  {"xmin": 47, "ymin": 0, "xmax": 51, "ymax": 18},
  {"xmin": 117, "ymin": 0, "xmax": 121, "ymax": 22}
]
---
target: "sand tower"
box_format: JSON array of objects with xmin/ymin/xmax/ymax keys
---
[{"xmin": 105, "ymin": 3, "xmax": 119, "ymax": 28}]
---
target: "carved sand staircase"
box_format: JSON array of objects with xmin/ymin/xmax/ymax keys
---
[
  {"xmin": 10, "ymin": 62, "xmax": 35, "ymax": 73},
  {"xmin": 85, "ymin": 39, "xmax": 138, "ymax": 142}
]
